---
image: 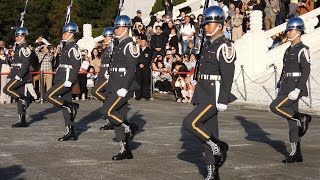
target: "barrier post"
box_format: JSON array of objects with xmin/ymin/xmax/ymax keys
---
[
  {"xmin": 40, "ymin": 71, "xmax": 44, "ymax": 103},
  {"xmin": 150, "ymin": 68, "xmax": 154, "ymax": 100},
  {"xmin": 274, "ymin": 66, "xmax": 277, "ymax": 97},
  {"xmin": 241, "ymin": 65, "xmax": 247, "ymax": 101}
]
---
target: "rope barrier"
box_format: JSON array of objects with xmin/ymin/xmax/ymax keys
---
[{"xmin": 243, "ymin": 70, "xmax": 275, "ymax": 84}]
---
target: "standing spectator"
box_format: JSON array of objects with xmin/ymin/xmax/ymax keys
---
[
  {"xmin": 86, "ymin": 66, "xmax": 97, "ymax": 100},
  {"xmin": 34, "ymin": 45, "xmax": 53, "ymax": 93},
  {"xmin": 218, "ymin": 0, "xmax": 229, "ymax": 19},
  {"xmin": 180, "ymin": 16, "xmax": 196, "ymax": 53},
  {"xmin": 135, "ymin": 37, "xmax": 153, "ymax": 101},
  {"xmin": 253, "ymin": 0, "xmax": 267, "ymax": 28},
  {"xmin": 265, "ymin": 0, "xmax": 280, "ymax": 30},
  {"xmin": 228, "ymin": 2, "xmax": 236, "ymax": 18},
  {"xmin": 179, "ymin": 12, "xmax": 186, "ymax": 23},
  {"xmin": 289, "ymin": 0, "xmax": 299, "ymax": 16},
  {"xmin": 150, "ymin": 26, "xmax": 167, "ymax": 58},
  {"xmin": 78, "ymin": 50, "xmax": 90, "ymax": 100},
  {"xmin": 132, "ymin": 10, "xmax": 143, "ymax": 25},
  {"xmin": 90, "ymin": 48, "xmax": 101, "ymax": 74},
  {"xmin": 163, "ymin": 20, "xmax": 175, "ymax": 38},
  {"xmin": 0, "ymin": 47, "xmax": 11, "ymax": 104},
  {"xmin": 194, "ymin": 14, "xmax": 204, "ymax": 54},
  {"xmin": 167, "ymin": 28, "xmax": 179, "ymax": 51},
  {"xmin": 223, "ymin": 18, "xmax": 233, "ymax": 40},
  {"xmin": 231, "ymin": 7, "xmax": 244, "ymax": 41},
  {"xmin": 145, "ymin": 26, "xmax": 154, "ymax": 47},
  {"xmin": 296, "ymin": 0, "xmax": 314, "ymax": 15},
  {"xmin": 153, "ymin": 15, "xmax": 163, "ymax": 32},
  {"xmin": 147, "ymin": 12, "xmax": 157, "ymax": 27}
]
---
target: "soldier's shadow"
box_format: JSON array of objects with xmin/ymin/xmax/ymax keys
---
[
  {"xmin": 75, "ymin": 108, "xmax": 102, "ymax": 136},
  {"xmin": 177, "ymin": 128, "xmax": 207, "ymax": 178},
  {"xmin": 127, "ymin": 112, "xmax": 146, "ymax": 151},
  {"xmin": 0, "ymin": 165, "xmax": 26, "ymax": 180},
  {"xmin": 28, "ymin": 106, "xmax": 60, "ymax": 125},
  {"xmin": 235, "ymin": 116, "xmax": 288, "ymax": 157}
]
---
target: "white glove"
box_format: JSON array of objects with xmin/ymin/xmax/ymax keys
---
[
  {"xmin": 104, "ymin": 71, "xmax": 110, "ymax": 79},
  {"xmin": 117, "ymin": 88, "xmax": 128, "ymax": 97},
  {"xmin": 217, "ymin": 103, "xmax": 227, "ymax": 111},
  {"xmin": 64, "ymin": 81, "xmax": 72, "ymax": 88},
  {"xmin": 288, "ymin": 88, "xmax": 301, "ymax": 100},
  {"xmin": 276, "ymin": 88, "xmax": 279, "ymax": 94},
  {"xmin": 191, "ymin": 80, "xmax": 197, "ymax": 85},
  {"xmin": 15, "ymin": 75, "xmax": 22, "ymax": 81}
]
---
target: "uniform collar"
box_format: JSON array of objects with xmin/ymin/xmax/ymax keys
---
[
  {"xmin": 210, "ymin": 34, "xmax": 224, "ymax": 44},
  {"xmin": 118, "ymin": 36, "xmax": 131, "ymax": 44},
  {"xmin": 290, "ymin": 40, "xmax": 302, "ymax": 48}
]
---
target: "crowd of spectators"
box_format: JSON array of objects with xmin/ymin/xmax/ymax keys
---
[{"xmin": 0, "ymin": 0, "xmax": 319, "ymax": 104}]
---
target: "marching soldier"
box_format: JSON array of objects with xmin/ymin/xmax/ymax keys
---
[
  {"xmin": 135, "ymin": 36, "xmax": 153, "ymax": 100},
  {"xmin": 4, "ymin": 27, "xmax": 33, "ymax": 127},
  {"xmin": 270, "ymin": 17, "xmax": 312, "ymax": 163},
  {"xmin": 100, "ymin": 15, "xmax": 139, "ymax": 160},
  {"xmin": 43, "ymin": 22, "xmax": 80, "ymax": 141},
  {"xmin": 183, "ymin": 6, "xmax": 236, "ymax": 180},
  {"xmin": 92, "ymin": 27, "xmax": 115, "ymax": 130}
]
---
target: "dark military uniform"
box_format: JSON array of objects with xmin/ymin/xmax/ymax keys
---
[
  {"xmin": 183, "ymin": 35, "xmax": 236, "ymax": 165},
  {"xmin": 270, "ymin": 41, "xmax": 311, "ymax": 143},
  {"xmin": 4, "ymin": 42, "xmax": 32, "ymax": 115},
  {"xmin": 43, "ymin": 41, "xmax": 81, "ymax": 126},
  {"xmin": 92, "ymin": 45, "xmax": 112, "ymax": 101},
  {"xmin": 135, "ymin": 46, "xmax": 152, "ymax": 100},
  {"xmin": 100, "ymin": 37, "xmax": 140, "ymax": 142}
]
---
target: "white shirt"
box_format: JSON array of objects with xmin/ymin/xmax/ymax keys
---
[
  {"xmin": 180, "ymin": 23, "xmax": 195, "ymax": 41},
  {"xmin": 220, "ymin": 4, "xmax": 229, "ymax": 19}
]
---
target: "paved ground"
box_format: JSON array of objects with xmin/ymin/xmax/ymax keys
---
[{"xmin": 0, "ymin": 99, "xmax": 319, "ymax": 180}]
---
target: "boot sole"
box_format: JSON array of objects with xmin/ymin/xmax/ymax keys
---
[{"xmin": 299, "ymin": 115, "xmax": 312, "ymax": 137}]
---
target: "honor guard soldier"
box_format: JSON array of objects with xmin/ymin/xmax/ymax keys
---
[
  {"xmin": 4, "ymin": 27, "xmax": 33, "ymax": 127},
  {"xmin": 135, "ymin": 35, "xmax": 153, "ymax": 100},
  {"xmin": 183, "ymin": 6, "xmax": 236, "ymax": 180},
  {"xmin": 92, "ymin": 27, "xmax": 114, "ymax": 130},
  {"xmin": 270, "ymin": 17, "xmax": 312, "ymax": 164},
  {"xmin": 44, "ymin": 22, "xmax": 81, "ymax": 141},
  {"xmin": 100, "ymin": 15, "xmax": 139, "ymax": 160}
]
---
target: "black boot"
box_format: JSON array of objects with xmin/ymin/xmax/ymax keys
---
[
  {"xmin": 207, "ymin": 138, "xmax": 229, "ymax": 168},
  {"xmin": 205, "ymin": 165, "xmax": 220, "ymax": 180},
  {"xmin": 282, "ymin": 142, "xmax": 303, "ymax": 163},
  {"xmin": 125, "ymin": 122, "xmax": 139, "ymax": 141},
  {"xmin": 58, "ymin": 125, "xmax": 78, "ymax": 141},
  {"xmin": 112, "ymin": 141, "xmax": 133, "ymax": 160},
  {"xmin": 292, "ymin": 113, "xmax": 312, "ymax": 137},
  {"xmin": 19, "ymin": 96, "xmax": 32, "ymax": 111},
  {"xmin": 62, "ymin": 102, "xmax": 79, "ymax": 122},
  {"xmin": 100, "ymin": 119, "xmax": 114, "ymax": 130},
  {"xmin": 12, "ymin": 114, "xmax": 29, "ymax": 128}
]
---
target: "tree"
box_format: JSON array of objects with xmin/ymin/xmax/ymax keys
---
[{"xmin": 151, "ymin": 0, "xmax": 186, "ymax": 16}]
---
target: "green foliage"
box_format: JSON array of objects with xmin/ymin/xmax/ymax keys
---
[
  {"xmin": 0, "ymin": 0, "xmax": 118, "ymax": 45},
  {"xmin": 151, "ymin": 0, "xmax": 186, "ymax": 14}
]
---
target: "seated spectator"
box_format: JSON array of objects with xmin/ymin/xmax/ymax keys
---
[
  {"xmin": 181, "ymin": 75, "xmax": 195, "ymax": 103},
  {"xmin": 296, "ymin": 0, "xmax": 314, "ymax": 15},
  {"xmin": 153, "ymin": 15, "xmax": 163, "ymax": 32},
  {"xmin": 184, "ymin": 53, "xmax": 197, "ymax": 71},
  {"xmin": 154, "ymin": 62, "xmax": 172, "ymax": 93},
  {"xmin": 86, "ymin": 66, "xmax": 98, "ymax": 100},
  {"xmin": 182, "ymin": 41, "xmax": 197, "ymax": 56},
  {"xmin": 175, "ymin": 76, "xmax": 186, "ymax": 102},
  {"xmin": 164, "ymin": 51, "xmax": 175, "ymax": 71}
]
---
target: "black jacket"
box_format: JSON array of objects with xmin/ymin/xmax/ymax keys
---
[{"xmin": 150, "ymin": 33, "xmax": 167, "ymax": 50}]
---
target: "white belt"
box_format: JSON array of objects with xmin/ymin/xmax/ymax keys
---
[
  {"xmin": 59, "ymin": 64, "xmax": 73, "ymax": 69},
  {"xmin": 59, "ymin": 64, "xmax": 73, "ymax": 81},
  {"xmin": 12, "ymin": 63, "xmax": 22, "ymax": 67},
  {"xmin": 111, "ymin": 68, "xmax": 126, "ymax": 72},
  {"xmin": 101, "ymin": 64, "xmax": 110, "ymax": 68},
  {"xmin": 286, "ymin": 72, "xmax": 301, "ymax": 77},
  {"xmin": 200, "ymin": 74, "xmax": 221, "ymax": 81}
]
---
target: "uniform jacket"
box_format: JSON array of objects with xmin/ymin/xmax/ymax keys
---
[
  {"xmin": 277, "ymin": 41, "xmax": 310, "ymax": 96},
  {"xmin": 98, "ymin": 46, "xmax": 112, "ymax": 80},
  {"xmin": 8, "ymin": 42, "xmax": 31, "ymax": 80},
  {"xmin": 107, "ymin": 37, "xmax": 140, "ymax": 93},
  {"xmin": 192, "ymin": 35, "xmax": 236, "ymax": 105},
  {"xmin": 54, "ymin": 41, "xmax": 81, "ymax": 84}
]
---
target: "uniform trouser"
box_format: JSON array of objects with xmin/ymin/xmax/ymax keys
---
[
  {"xmin": 135, "ymin": 68, "xmax": 151, "ymax": 99},
  {"xmin": 4, "ymin": 79, "xmax": 28, "ymax": 115},
  {"xmin": 43, "ymin": 82, "xmax": 72, "ymax": 126},
  {"xmin": 92, "ymin": 78, "xmax": 108, "ymax": 101},
  {"xmin": 270, "ymin": 94, "xmax": 301, "ymax": 142},
  {"xmin": 100, "ymin": 92, "xmax": 132, "ymax": 141},
  {"xmin": 183, "ymin": 103, "xmax": 219, "ymax": 165}
]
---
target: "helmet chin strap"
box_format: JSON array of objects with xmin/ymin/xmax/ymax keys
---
[
  {"xmin": 206, "ymin": 25, "xmax": 221, "ymax": 37},
  {"xmin": 115, "ymin": 29, "xmax": 128, "ymax": 39},
  {"xmin": 288, "ymin": 32, "xmax": 300, "ymax": 42},
  {"xmin": 104, "ymin": 38, "xmax": 112, "ymax": 45},
  {"xmin": 16, "ymin": 37, "xmax": 25, "ymax": 45},
  {"xmin": 62, "ymin": 33, "xmax": 74, "ymax": 43}
]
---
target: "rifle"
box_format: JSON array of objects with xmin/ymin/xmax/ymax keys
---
[
  {"xmin": 117, "ymin": 0, "xmax": 125, "ymax": 17},
  {"xmin": 20, "ymin": 0, "xmax": 29, "ymax": 27},
  {"xmin": 193, "ymin": 0, "xmax": 210, "ymax": 80},
  {"xmin": 65, "ymin": 0, "xmax": 73, "ymax": 25}
]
